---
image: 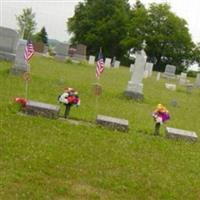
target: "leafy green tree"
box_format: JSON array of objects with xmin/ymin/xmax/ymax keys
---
[
  {"xmin": 32, "ymin": 27, "xmax": 48, "ymax": 44},
  {"xmin": 123, "ymin": 2, "xmax": 194, "ymax": 72},
  {"xmin": 67, "ymin": 0, "xmax": 130, "ymax": 59},
  {"xmin": 16, "ymin": 8, "xmax": 37, "ymax": 39}
]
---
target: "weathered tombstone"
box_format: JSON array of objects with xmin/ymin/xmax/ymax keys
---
[
  {"xmin": 114, "ymin": 60, "xmax": 120, "ymax": 68},
  {"xmin": 0, "ymin": 26, "xmax": 19, "ymax": 61},
  {"xmin": 73, "ymin": 44, "xmax": 87, "ymax": 61},
  {"xmin": 10, "ymin": 39, "xmax": 29, "ymax": 75},
  {"xmin": 130, "ymin": 64, "xmax": 134, "ymax": 72},
  {"xmin": 165, "ymin": 83, "xmax": 176, "ymax": 91},
  {"xmin": 96, "ymin": 115, "xmax": 128, "ymax": 132},
  {"xmin": 88, "ymin": 55, "xmax": 95, "ymax": 65},
  {"xmin": 186, "ymin": 83, "xmax": 193, "ymax": 93},
  {"xmin": 54, "ymin": 42, "xmax": 69, "ymax": 61},
  {"xmin": 145, "ymin": 62, "xmax": 153, "ymax": 77},
  {"xmin": 124, "ymin": 50, "xmax": 147, "ymax": 100},
  {"xmin": 156, "ymin": 72, "xmax": 161, "ymax": 81},
  {"xmin": 179, "ymin": 72, "xmax": 187, "ymax": 85},
  {"xmin": 105, "ymin": 58, "xmax": 112, "ymax": 68},
  {"xmin": 195, "ymin": 73, "xmax": 200, "ymax": 87},
  {"xmin": 23, "ymin": 100, "xmax": 60, "ymax": 119},
  {"xmin": 166, "ymin": 127, "xmax": 198, "ymax": 141},
  {"xmin": 163, "ymin": 64, "xmax": 176, "ymax": 79}
]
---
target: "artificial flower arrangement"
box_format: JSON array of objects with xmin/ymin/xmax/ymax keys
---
[
  {"xmin": 152, "ymin": 104, "xmax": 170, "ymax": 135},
  {"xmin": 58, "ymin": 87, "xmax": 80, "ymax": 118}
]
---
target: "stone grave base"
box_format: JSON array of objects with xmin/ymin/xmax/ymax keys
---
[
  {"xmin": 55, "ymin": 55, "xmax": 67, "ymax": 62},
  {"xmin": 166, "ymin": 127, "xmax": 198, "ymax": 141},
  {"xmin": 0, "ymin": 51, "xmax": 16, "ymax": 61},
  {"xmin": 96, "ymin": 115, "xmax": 128, "ymax": 132},
  {"xmin": 124, "ymin": 90, "xmax": 144, "ymax": 100},
  {"xmin": 23, "ymin": 100, "xmax": 60, "ymax": 119}
]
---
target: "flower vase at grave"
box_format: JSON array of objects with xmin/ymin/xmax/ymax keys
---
[{"xmin": 64, "ymin": 104, "xmax": 71, "ymax": 118}]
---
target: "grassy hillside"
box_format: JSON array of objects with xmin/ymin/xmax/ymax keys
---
[{"xmin": 0, "ymin": 55, "xmax": 200, "ymax": 199}]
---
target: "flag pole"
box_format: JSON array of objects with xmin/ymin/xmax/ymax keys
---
[{"xmin": 94, "ymin": 47, "xmax": 103, "ymax": 120}]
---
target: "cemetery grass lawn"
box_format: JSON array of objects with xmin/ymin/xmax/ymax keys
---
[{"xmin": 0, "ymin": 55, "xmax": 200, "ymax": 199}]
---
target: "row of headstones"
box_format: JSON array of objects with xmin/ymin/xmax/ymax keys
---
[
  {"xmin": 54, "ymin": 43, "xmax": 87, "ymax": 62},
  {"xmin": 88, "ymin": 55, "xmax": 120, "ymax": 68},
  {"xmin": 0, "ymin": 26, "xmax": 30, "ymax": 75},
  {"xmin": 22, "ymin": 100, "xmax": 198, "ymax": 141}
]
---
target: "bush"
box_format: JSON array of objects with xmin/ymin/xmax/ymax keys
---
[{"xmin": 187, "ymin": 70, "xmax": 198, "ymax": 78}]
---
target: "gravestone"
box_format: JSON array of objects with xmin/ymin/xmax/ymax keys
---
[
  {"xmin": 195, "ymin": 73, "xmax": 200, "ymax": 87},
  {"xmin": 114, "ymin": 60, "xmax": 120, "ymax": 68},
  {"xmin": 124, "ymin": 50, "xmax": 147, "ymax": 100},
  {"xmin": 166, "ymin": 127, "xmax": 198, "ymax": 141},
  {"xmin": 10, "ymin": 39, "xmax": 29, "ymax": 75},
  {"xmin": 156, "ymin": 72, "xmax": 161, "ymax": 81},
  {"xmin": 165, "ymin": 83, "xmax": 176, "ymax": 91},
  {"xmin": 88, "ymin": 55, "xmax": 95, "ymax": 65},
  {"xmin": 0, "ymin": 26, "xmax": 19, "ymax": 61},
  {"xmin": 54, "ymin": 42, "xmax": 69, "ymax": 61},
  {"xmin": 179, "ymin": 72, "xmax": 187, "ymax": 85},
  {"xmin": 145, "ymin": 62, "xmax": 153, "ymax": 77},
  {"xmin": 105, "ymin": 58, "xmax": 112, "ymax": 68},
  {"xmin": 23, "ymin": 100, "xmax": 60, "ymax": 119},
  {"xmin": 73, "ymin": 44, "xmax": 87, "ymax": 61},
  {"xmin": 163, "ymin": 64, "xmax": 176, "ymax": 79},
  {"xmin": 96, "ymin": 115, "xmax": 128, "ymax": 132},
  {"xmin": 186, "ymin": 83, "xmax": 193, "ymax": 93}
]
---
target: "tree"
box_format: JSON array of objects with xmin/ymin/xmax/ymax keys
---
[
  {"xmin": 67, "ymin": 0, "xmax": 130, "ymax": 59},
  {"xmin": 16, "ymin": 8, "xmax": 37, "ymax": 39},
  {"xmin": 32, "ymin": 27, "xmax": 48, "ymax": 44},
  {"xmin": 123, "ymin": 2, "xmax": 195, "ymax": 72}
]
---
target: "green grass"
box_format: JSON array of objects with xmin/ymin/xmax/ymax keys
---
[{"xmin": 0, "ymin": 55, "xmax": 200, "ymax": 199}]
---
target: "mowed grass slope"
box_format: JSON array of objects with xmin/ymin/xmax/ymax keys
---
[{"xmin": 0, "ymin": 54, "xmax": 200, "ymax": 199}]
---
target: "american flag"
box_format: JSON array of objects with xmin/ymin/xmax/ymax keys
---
[
  {"xmin": 96, "ymin": 48, "xmax": 104, "ymax": 79},
  {"xmin": 24, "ymin": 40, "xmax": 34, "ymax": 62}
]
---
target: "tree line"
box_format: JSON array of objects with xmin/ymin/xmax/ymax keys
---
[{"xmin": 67, "ymin": 0, "xmax": 200, "ymax": 72}]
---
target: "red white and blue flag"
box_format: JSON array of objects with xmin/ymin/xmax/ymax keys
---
[
  {"xmin": 24, "ymin": 40, "xmax": 34, "ymax": 62},
  {"xmin": 96, "ymin": 48, "xmax": 104, "ymax": 79}
]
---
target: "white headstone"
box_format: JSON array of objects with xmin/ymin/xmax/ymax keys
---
[
  {"xmin": 114, "ymin": 60, "xmax": 120, "ymax": 68},
  {"xmin": 165, "ymin": 83, "xmax": 176, "ymax": 91},
  {"xmin": 105, "ymin": 58, "xmax": 111, "ymax": 68},
  {"xmin": 195, "ymin": 73, "xmax": 200, "ymax": 87},
  {"xmin": 11, "ymin": 39, "xmax": 29, "ymax": 75},
  {"xmin": 88, "ymin": 55, "xmax": 95, "ymax": 65},
  {"xmin": 124, "ymin": 50, "xmax": 147, "ymax": 99},
  {"xmin": 156, "ymin": 72, "xmax": 161, "ymax": 81},
  {"xmin": 145, "ymin": 62, "xmax": 153, "ymax": 77},
  {"xmin": 179, "ymin": 72, "xmax": 187, "ymax": 85}
]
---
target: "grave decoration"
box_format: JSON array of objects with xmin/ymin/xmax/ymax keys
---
[
  {"xmin": 15, "ymin": 97, "xmax": 28, "ymax": 108},
  {"xmin": 152, "ymin": 104, "xmax": 170, "ymax": 135},
  {"xmin": 58, "ymin": 87, "xmax": 80, "ymax": 118}
]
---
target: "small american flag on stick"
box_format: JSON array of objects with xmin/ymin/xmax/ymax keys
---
[
  {"xmin": 96, "ymin": 48, "xmax": 104, "ymax": 79},
  {"xmin": 24, "ymin": 40, "xmax": 34, "ymax": 62}
]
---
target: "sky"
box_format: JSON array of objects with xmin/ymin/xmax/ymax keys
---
[{"xmin": 0, "ymin": 0, "xmax": 200, "ymax": 43}]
